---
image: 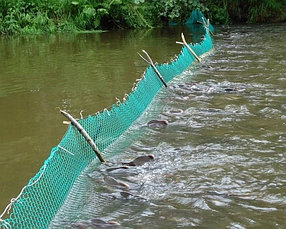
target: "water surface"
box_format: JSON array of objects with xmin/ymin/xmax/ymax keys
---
[
  {"xmin": 1, "ymin": 23, "xmax": 286, "ymax": 228},
  {"xmin": 52, "ymin": 23, "xmax": 286, "ymax": 228},
  {"xmin": 0, "ymin": 26, "xmax": 194, "ymax": 214}
]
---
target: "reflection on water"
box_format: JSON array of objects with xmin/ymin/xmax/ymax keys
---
[
  {"xmin": 2, "ymin": 22, "xmax": 286, "ymax": 228},
  {"xmin": 0, "ymin": 26, "xmax": 195, "ymax": 212},
  {"xmin": 51, "ymin": 23, "xmax": 286, "ymax": 228}
]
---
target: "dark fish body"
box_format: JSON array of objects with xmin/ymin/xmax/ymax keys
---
[
  {"xmin": 122, "ymin": 154, "xmax": 155, "ymax": 166},
  {"xmin": 223, "ymin": 88, "xmax": 238, "ymax": 93},
  {"xmin": 106, "ymin": 166, "xmax": 129, "ymax": 172},
  {"xmin": 91, "ymin": 218, "xmax": 120, "ymax": 227},
  {"xmin": 147, "ymin": 120, "xmax": 168, "ymax": 127},
  {"xmin": 120, "ymin": 191, "xmax": 133, "ymax": 199},
  {"xmin": 103, "ymin": 176, "xmax": 130, "ymax": 190},
  {"xmin": 71, "ymin": 222, "xmax": 88, "ymax": 229},
  {"xmin": 71, "ymin": 219, "xmax": 120, "ymax": 228},
  {"xmin": 169, "ymin": 109, "xmax": 183, "ymax": 114}
]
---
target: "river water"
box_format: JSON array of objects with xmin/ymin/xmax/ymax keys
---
[{"xmin": 1, "ymin": 23, "xmax": 286, "ymax": 228}]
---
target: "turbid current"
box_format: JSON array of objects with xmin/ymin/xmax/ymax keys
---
[{"xmin": 1, "ymin": 23, "xmax": 285, "ymax": 228}]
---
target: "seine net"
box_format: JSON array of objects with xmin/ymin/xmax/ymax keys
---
[{"xmin": 0, "ymin": 10, "xmax": 213, "ymax": 229}]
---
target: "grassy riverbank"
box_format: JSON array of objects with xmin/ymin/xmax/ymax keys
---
[{"xmin": 1, "ymin": 0, "xmax": 286, "ymax": 34}]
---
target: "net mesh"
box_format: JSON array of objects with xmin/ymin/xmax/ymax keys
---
[{"xmin": 0, "ymin": 10, "xmax": 213, "ymax": 229}]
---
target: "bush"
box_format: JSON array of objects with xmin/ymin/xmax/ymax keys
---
[
  {"xmin": 149, "ymin": 0, "xmax": 208, "ymax": 24},
  {"xmin": 1, "ymin": 0, "xmax": 286, "ymax": 34}
]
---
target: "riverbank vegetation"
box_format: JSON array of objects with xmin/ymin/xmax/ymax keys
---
[{"xmin": 1, "ymin": 0, "xmax": 286, "ymax": 34}]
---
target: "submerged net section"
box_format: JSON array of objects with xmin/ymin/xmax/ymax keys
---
[{"xmin": 0, "ymin": 10, "xmax": 213, "ymax": 229}]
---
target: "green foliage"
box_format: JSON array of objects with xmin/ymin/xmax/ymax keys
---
[
  {"xmin": 203, "ymin": 0, "xmax": 230, "ymax": 24},
  {"xmin": 205, "ymin": 0, "xmax": 286, "ymax": 24},
  {"xmin": 107, "ymin": 1, "xmax": 153, "ymax": 29},
  {"xmin": 150, "ymin": 0, "xmax": 208, "ymax": 23},
  {"xmin": 0, "ymin": 0, "xmax": 59, "ymax": 34},
  {"xmin": 248, "ymin": 0, "xmax": 286, "ymax": 22},
  {"xmin": 0, "ymin": 0, "xmax": 286, "ymax": 34},
  {"xmin": 0, "ymin": 0, "xmax": 155, "ymax": 34}
]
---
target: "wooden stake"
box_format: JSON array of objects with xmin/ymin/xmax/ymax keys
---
[
  {"xmin": 60, "ymin": 109, "xmax": 105, "ymax": 163},
  {"xmin": 178, "ymin": 33, "xmax": 201, "ymax": 62},
  {"xmin": 201, "ymin": 17, "xmax": 214, "ymax": 36},
  {"xmin": 138, "ymin": 50, "xmax": 167, "ymax": 87}
]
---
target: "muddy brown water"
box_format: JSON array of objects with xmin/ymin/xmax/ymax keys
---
[{"xmin": 1, "ymin": 23, "xmax": 286, "ymax": 228}]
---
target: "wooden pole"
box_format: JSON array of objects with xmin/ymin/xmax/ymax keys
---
[
  {"xmin": 138, "ymin": 50, "xmax": 168, "ymax": 87},
  {"xmin": 60, "ymin": 109, "xmax": 105, "ymax": 163},
  {"xmin": 178, "ymin": 33, "xmax": 201, "ymax": 62},
  {"xmin": 201, "ymin": 17, "xmax": 214, "ymax": 36}
]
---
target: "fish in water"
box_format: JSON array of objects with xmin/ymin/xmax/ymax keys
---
[
  {"xmin": 106, "ymin": 165, "xmax": 129, "ymax": 172},
  {"xmin": 122, "ymin": 154, "xmax": 155, "ymax": 166},
  {"xmin": 71, "ymin": 219, "xmax": 120, "ymax": 228},
  {"xmin": 91, "ymin": 218, "xmax": 120, "ymax": 227},
  {"xmin": 147, "ymin": 119, "xmax": 168, "ymax": 127},
  {"xmin": 168, "ymin": 109, "xmax": 183, "ymax": 114},
  {"xmin": 103, "ymin": 176, "xmax": 130, "ymax": 190},
  {"xmin": 71, "ymin": 222, "xmax": 88, "ymax": 229},
  {"xmin": 223, "ymin": 88, "xmax": 238, "ymax": 93},
  {"xmin": 119, "ymin": 191, "xmax": 146, "ymax": 200},
  {"xmin": 175, "ymin": 82, "xmax": 242, "ymax": 95}
]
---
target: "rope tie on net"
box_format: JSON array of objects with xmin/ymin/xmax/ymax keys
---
[
  {"xmin": 103, "ymin": 108, "xmax": 111, "ymax": 116},
  {"xmin": 115, "ymin": 97, "xmax": 121, "ymax": 106},
  {"xmin": 123, "ymin": 93, "xmax": 129, "ymax": 103},
  {"xmin": 0, "ymin": 164, "xmax": 47, "ymax": 225},
  {"xmin": 58, "ymin": 145, "xmax": 75, "ymax": 156}
]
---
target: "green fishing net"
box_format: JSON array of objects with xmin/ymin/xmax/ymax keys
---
[{"xmin": 0, "ymin": 10, "xmax": 213, "ymax": 229}]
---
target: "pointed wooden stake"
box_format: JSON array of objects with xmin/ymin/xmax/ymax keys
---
[
  {"xmin": 60, "ymin": 109, "xmax": 105, "ymax": 163},
  {"xmin": 201, "ymin": 17, "xmax": 214, "ymax": 36},
  {"xmin": 177, "ymin": 33, "xmax": 201, "ymax": 62},
  {"xmin": 138, "ymin": 50, "xmax": 167, "ymax": 87}
]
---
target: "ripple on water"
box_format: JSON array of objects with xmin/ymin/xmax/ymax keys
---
[{"xmin": 50, "ymin": 24, "xmax": 286, "ymax": 228}]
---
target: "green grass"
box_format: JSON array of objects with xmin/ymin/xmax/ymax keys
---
[{"xmin": 1, "ymin": 0, "xmax": 286, "ymax": 35}]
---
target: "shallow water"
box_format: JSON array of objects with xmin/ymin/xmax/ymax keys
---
[
  {"xmin": 0, "ymin": 26, "xmax": 192, "ymax": 212},
  {"xmin": 2, "ymin": 23, "xmax": 286, "ymax": 228},
  {"xmin": 50, "ymin": 23, "xmax": 286, "ymax": 228}
]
